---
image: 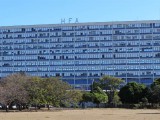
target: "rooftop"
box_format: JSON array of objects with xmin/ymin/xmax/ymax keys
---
[{"xmin": 0, "ymin": 20, "xmax": 160, "ymax": 29}]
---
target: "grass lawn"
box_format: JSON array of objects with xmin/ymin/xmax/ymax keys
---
[{"xmin": 0, "ymin": 108, "xmax": 160, "ymax": 120}]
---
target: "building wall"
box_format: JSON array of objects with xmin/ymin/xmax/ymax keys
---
[{"xmin": 0, "ymin": 20, "xmax": 160, "ymax": 90}]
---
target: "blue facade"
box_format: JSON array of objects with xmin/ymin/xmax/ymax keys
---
[{"xmin": 0, "ymin": 20, "xmax": 160, "ymax": 90}]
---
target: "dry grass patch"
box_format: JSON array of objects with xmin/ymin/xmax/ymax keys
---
[{"xmin": 0, "ymin": 108, "xmax": 160, "ymax": 120}]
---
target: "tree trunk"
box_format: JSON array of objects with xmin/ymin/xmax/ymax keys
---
[
  {"xmin": 35, "ymin": 104, "xmax": 37, "ymax": 111},
  {"xmin": 6, "ymin": 105, "xmax": 9, "ymax": 112},
  {"xmin": 97, "ymin": 103, "xmax": 100, "ymax": 108},
  {"xmin": 18, "ymin": 104, "xmax": 22, "ymax": 111},
  {"xmin": 6, "ymin": 108, "xmax": 8, "ymax": 112},
  {"xmin": 28, "ymin": 104, "xmax": 31, "ymax": 111},
  {"xmin": 47, "ymin": 104, "xmax": 50, "ymax": 110}
]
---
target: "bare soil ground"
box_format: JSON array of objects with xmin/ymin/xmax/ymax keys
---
[{"xmin": 0, "ymin": 108, "xmax": 160, "ymax": 120}]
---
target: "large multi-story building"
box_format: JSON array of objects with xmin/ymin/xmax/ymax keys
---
[{"xmin": 0, "ymin": 20, "xmax": 160, "ymax": 89}]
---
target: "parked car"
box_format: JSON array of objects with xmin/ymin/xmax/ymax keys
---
[
  {"xmin": 0, "ymin": 105, "xmax": 2, "ymax": 109},
  {"xmin": 0, "ymin": 103, "xmax": 4, "ymax": 109},
  {"xmin": 12, "ymin": 104, "xmax": 17, "ymax": 109}
]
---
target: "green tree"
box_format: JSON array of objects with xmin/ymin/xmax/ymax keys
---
[
  {"xmin": 100, "ymin": 75, "xmax": 123, "ymax": 103},
  {"xmin": 111, "ymin": 91, "xmax": 121, "ymax": 105},
  {"xmin": 119, "ymin": 82, "xmax": 146, "ymax": 104},
  {"xmin": 148, "ymin": 78, "xmax": 160, "ymax": 104},
  {"xmin": 26, "ymin": 77, "xmax": 45, "ymax": 110},
  {"xmin": 25, "ymin": 77, "xmax": 83, "ymax": 109},
  {"xmin": 90, "ymin": 81, "xmax": 103, "ymax": 91},
  {"xmin": 143, "ymin": 87, "xmax": 152, "ymax": 103},
  {"xmin": 151, "ymin": 85, "xmax": 160, "ymax": 104},
  {"xmin": 62, "ymin": 90, "xmax": 83, "ymax": 108},
  {"xmin": 146, "ymin": 78, "xmax": 160, "ymax": 105},
  {"xmin": 82, "ymin": 92, "xmax": 93, "ymax": 102},
  {"xmin": 42, "ymin": 77, "xmax": 72, "ymax": 107},
  {"xmin": 92, "ymin": 87, "xmax": 108, "ymax": 107},
  {"xmin": 151, "ymin": 78, "xmax": 160, "ymax": 87},
  {"xmin": 92, "ymin": 93, "xmax": 107, "ymax": 107},
  {"xmin": 82, "ymin": 87, "xmax": 108, "ymax": 107}
]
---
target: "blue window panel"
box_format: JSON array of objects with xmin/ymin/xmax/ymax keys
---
[
  {"xmin": 140, "ymin": 79, "xmax": 153, "ymax": 84},
  {"xmin": 63, "ymin": 79, "xmax": 74, "ymax": 84},
  {"xmin": 88, "ymin": 79, "xmax": 94, "ymax": 84},
  {"xmin": 75, "ymin": 79, "xmax": 87, "ymax": 84},
  {"xmin": 88, "ymin": 79, "xmax": 99, "ymax": 84},
  {"xmin": 127, "ymin": 78, "xmax": 140, "ymax": 83}
]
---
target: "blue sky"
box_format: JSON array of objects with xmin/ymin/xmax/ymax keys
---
[{"xmin": 0, "ymin": 0, "xmax": 160, "ymax": 26}]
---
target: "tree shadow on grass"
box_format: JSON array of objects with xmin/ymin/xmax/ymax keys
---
[{"xmin": 137, "ymin": 113, "xmax": 160, "ymax": 114}]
